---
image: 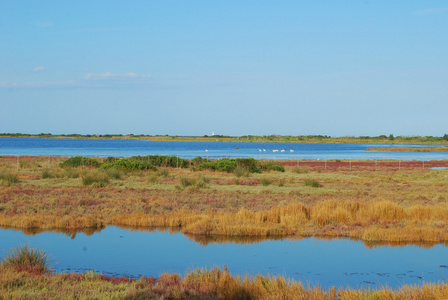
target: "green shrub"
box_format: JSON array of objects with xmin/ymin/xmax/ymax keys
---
[
  {"xmin": 131, "ymin": 155, "xmax": 190, "ymax": 168},
  {"xmin": 262, "ymin": 163, "xmax": 285, "ymax": 172},
  {"xmin": 2, "ymin": 244, "xmax": 51, "ymax": 274},
  {"xmin": 60, "ymin": 156, "xmax": 101, "ymax": 168},
  {"xmin": 304, "ymin": 178, "xmax": 322, "ymax": 188},
  {"xmin": 102, "ymin": 159, "xmax": 156, "ymax": 171},
  {"xmin": 81, "ymin": 171, "xmax": 110, "ymax": 187}
]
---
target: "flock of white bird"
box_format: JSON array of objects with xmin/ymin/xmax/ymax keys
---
[{"xmin": 205, "ymin": 149, "xmax": 294, "ymax": 153}]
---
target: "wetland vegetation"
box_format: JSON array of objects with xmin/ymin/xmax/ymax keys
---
[{"xmin": 2, "ymin": 155, "xmax": 448, "ymax": 298}]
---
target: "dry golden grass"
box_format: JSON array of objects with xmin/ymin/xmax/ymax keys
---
[{"xmin": 1, "ymin": 156, "xmax": 448, "ymax": 243}]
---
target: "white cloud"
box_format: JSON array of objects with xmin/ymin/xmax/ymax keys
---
[
  {"xmin": 84, "ymin": 72, "xmax": 139, "ymax": 80},
  {"xmin": 33, "ymin": 66, "xmax": 46, "ymax": 72}
]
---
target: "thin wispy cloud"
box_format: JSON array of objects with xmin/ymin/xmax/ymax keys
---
[
  {"xmin": 33, "ymin": 66, "xmax": 46, "ymax": 72},
  {"xmin": 35, "ymin": 21, "xmax": 54, "ymax": 28},
  {"xmin": 85, "ymin": 72, "xmax": 139, "ymax": 80},
  {"xmin": 0, "ymin": 72, "xmax": 150, "ymax": 89},
  {"xmin": 0, "ymin": 80, "xmax": 75, "ymax": 89},
  {"xmin": 412, "ymin": 8, "xmax": 448, "ymax": 15}
]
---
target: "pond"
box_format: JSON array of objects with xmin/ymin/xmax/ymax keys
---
[{"xmin": 1, "ymin": 226, "xmax": 447, "ymax": 289}]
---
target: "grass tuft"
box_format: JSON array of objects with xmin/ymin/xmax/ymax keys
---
[
  {"xmin": 304, "ymin": 179, "xmax": 322, "ymax": 188},
  {"xmin": 2, "ymin": 244, "xmax": 51, "ymax": 274}
]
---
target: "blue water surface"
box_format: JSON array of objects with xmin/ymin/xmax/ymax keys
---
[
  {"xmin": 1, "ymin": 138, "xmax": 447, "ymax": 160},
  {"xmin": 1, "ymin": 227, "xmax": 447, "ymax": 289}
]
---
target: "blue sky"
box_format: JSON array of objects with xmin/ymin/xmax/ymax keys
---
[{"xmin": 1, "ymin": 1, "xmax": 447, "ymax": 137}]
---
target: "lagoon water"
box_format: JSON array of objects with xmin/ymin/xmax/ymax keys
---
[
  {"xmin": 1, "ymin": 137, "xmax": 448, "ymax": 160},
  {"xmin": 1, "ymin": 226, "xmax": 448, "ymax": 289}
]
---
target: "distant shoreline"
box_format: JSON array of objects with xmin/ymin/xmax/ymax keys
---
[
  {"xmin": 1, "ymin": 133, "xmax": 448, "ymax": 145},
  {"xmin": 365, "ymin": 146, "xmax": 448, "ymax": 152}
]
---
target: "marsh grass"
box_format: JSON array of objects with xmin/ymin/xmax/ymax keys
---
[
  {"xmin": 81, "ymin": 171, "xmax": 110, "ymax": 187},
  {"xmin": 0, "ymin": 170, "xmax": 19, "ymax": 185},
  {"xmin": 2, "ymin": 244, "xmax": 51, "ymax": 274},
  {"xmin": 260, "ymin": 178, "xmax": 272, "ymax": 186},
  {"xmin": 292, "ymin": 167, "xmax": 309, "ymax": 174},
  {"xmin": 304, "ymin": 178, "xmax": 322, "ymax": 188},
  {"xmin": 157, "ymin": 169, "xmax": 170, "ymax": 178},
  {"xmin": 233, "ymin": 165, "xmax": 250, "ymax": 178}
]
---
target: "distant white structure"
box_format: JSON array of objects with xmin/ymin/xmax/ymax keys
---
[{"xmin": 212, "ymin": 132, "xmax": 214, "ymax": 136}]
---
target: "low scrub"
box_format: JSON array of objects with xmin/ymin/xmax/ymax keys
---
[
  {"xmin": 102, "ymin": 158, "xmax": 156, "ymax": 171},
  {"xmin": 60, "ymin": 156, "xmax": 101, "ymax": 168},
  {"xmin": 199, "ymin": 158, "xmax": 284, "ymax": 174},
  {"xmin": 2, "ymin": 244, "xmax": 51, "ymax": 274}
]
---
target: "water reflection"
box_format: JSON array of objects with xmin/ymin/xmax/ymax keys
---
[
  {"xmin": 2, "ymin": 225, "xmax": 447, "ymax": 249},
  {"xmin": 1, "ymin": 225, "xmax": 448, "ymax": 289}
]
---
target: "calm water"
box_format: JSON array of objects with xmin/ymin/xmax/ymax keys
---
[
  {"xmin": 1, "ymin": 137, "xmax": 447, "ymax": 160},
  {"xmin": 1, "ymin": 227, "xmax": 447, "ymax": 289}
]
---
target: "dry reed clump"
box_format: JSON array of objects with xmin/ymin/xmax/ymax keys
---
[{"xmin": 1, "ymin": 244, "xmax": 51, "ymax": 274}]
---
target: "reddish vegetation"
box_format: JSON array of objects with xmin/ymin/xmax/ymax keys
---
[{"xmin": 279, "ymin": 160, "xmax": 448, "ymax": 171}]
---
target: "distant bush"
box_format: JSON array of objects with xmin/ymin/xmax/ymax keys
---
[
  {"xmin": 260, "ymin": 161, "xmax": 285, "ymax": 172},
  {"xmin": 134, "ymin": 155, "xmax": 190, "ymax": 168},
  {"xmin": 199, "ymin": 158, "xmax": 273, "ymax": 174},
  {"xmin": 102, "ymin": 159, "xmax": 156, "ymax": 171},
  {"xmin": 60, "ymin": 156, "xmax": 101, "ymax": 168},
  {"xmin": 304, "ymin": 179, "xmax": 322, "ymax": 188},
  {"xmin": 2, "ymin": 244, "xmax": 51, "ymax": 274}
]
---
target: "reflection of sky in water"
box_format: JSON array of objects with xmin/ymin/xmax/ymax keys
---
[
  {"xmin": 0, "ymin": 137, "xmax": 448, "ymax": 160},
  {"xmin": 1, "ymin": 226, "xmax": 448, "ymax": 289}
]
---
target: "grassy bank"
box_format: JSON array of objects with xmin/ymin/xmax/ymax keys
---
[
  {"xmin": 1, "ymin": 248, "xmax": 448, "ymax": 300},
  {"xmin": 1, "ymin": 156, "xmax": 448, "ymax": 243}
]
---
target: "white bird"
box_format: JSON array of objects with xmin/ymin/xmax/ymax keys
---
[
  {"xmin": 281, "ymin": 149, "xmax": 285, "ymax": 152},
  {"xmin": 259, "ymin": 149, "xmax": 262, "ymax": 152},
  {"xmin": 205, "ymin": 149, "xmax": 208, "ymax": 152},
  {"xmin": 273, "ymin": 149, "xmax": 278, "ymax": 153},
  {"xmin": 290, "ymin": 150, "xmax": 294, "ymax": 153},
  {"xmin": 263, "ymin": 149, "xmax": 266, "ymax": 152}
]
